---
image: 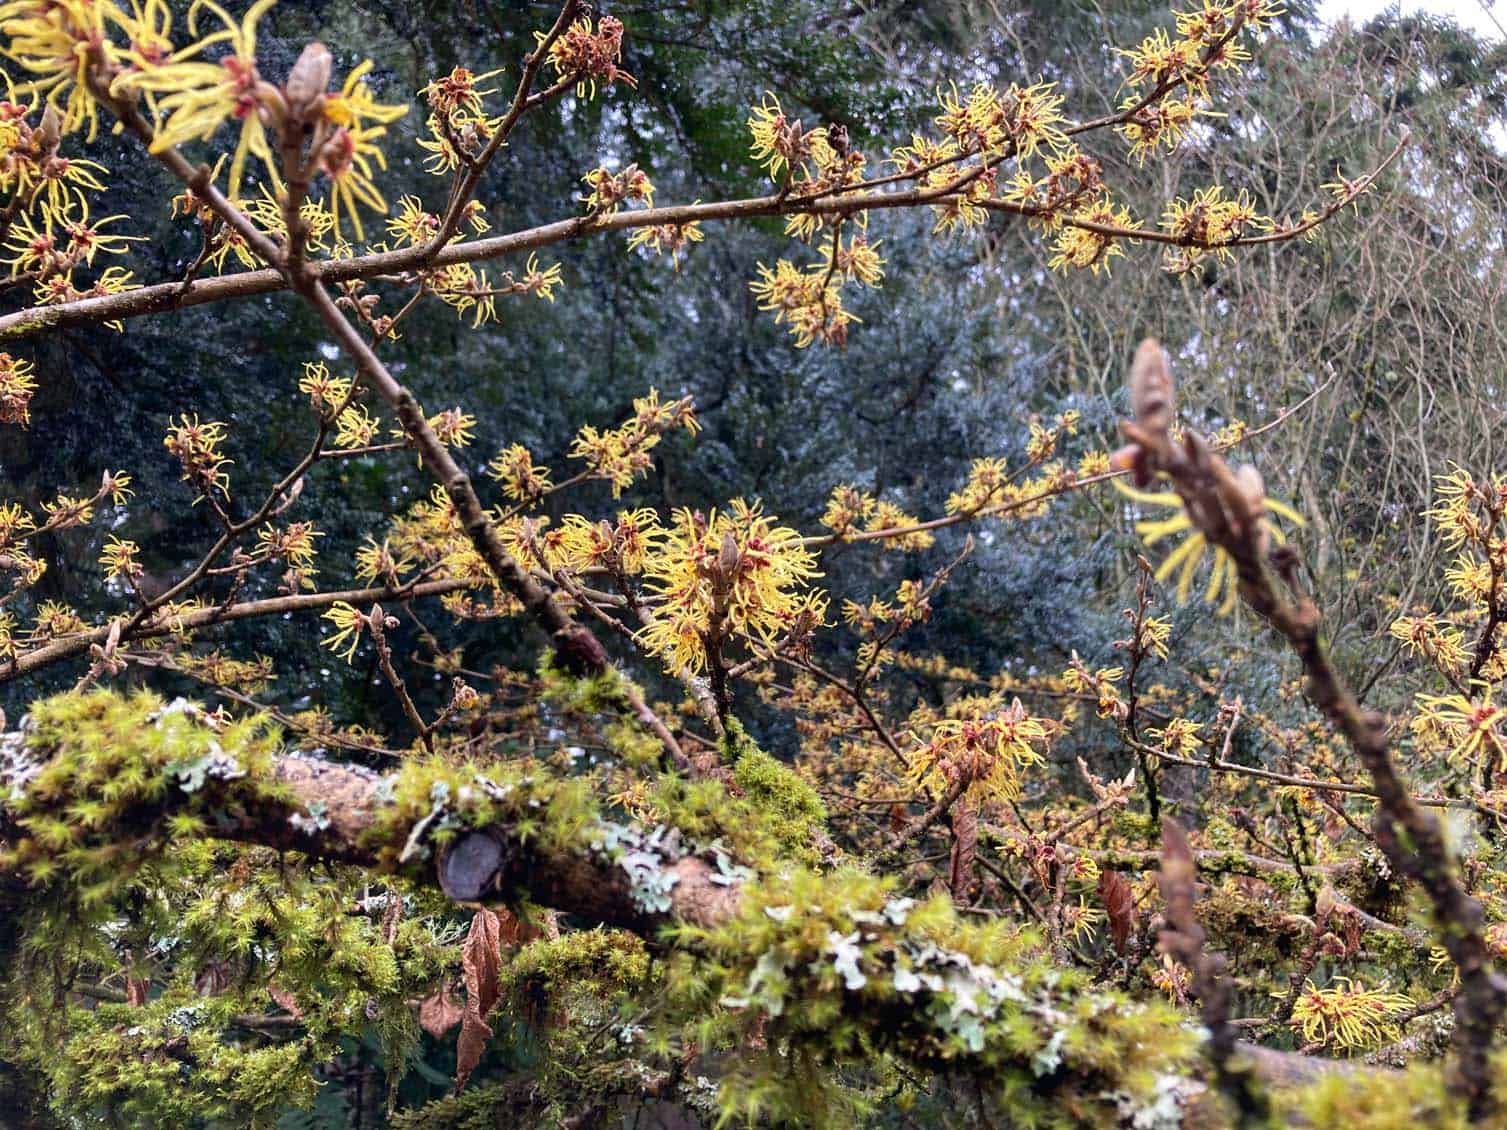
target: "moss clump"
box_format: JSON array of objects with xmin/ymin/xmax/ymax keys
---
[
  {"xmin": 1279, "ymin": 1058, "xmax": 1470, "ymax": 1129},
  {"xmin": 4, "ymin": 689, "xmax": 287, "ymax": 897},
  {"xmin": 666, "ymin": 865, "xmax": 1200, "ymax": 1128},
  {"xmin": 536, "ymin": 651, "xmax": 633, "ymax": 715},
  {"xmin": 365, "ymin": 751, "xmax": 601, "ymax": 870},
  {"xmin": 501, "ymin": 926, "xmax": 649, "ymax": 999},
  {"xmin": 36, "ymin": 997, "xmax": 318, "ymax": 1129},
  {"xmin": 390, "ymin": 1082, "xmax": 520, "ymax": 1130},
  {"xmin": 730, "ymin": 740, "xmax": 827, "ymax": 865}
]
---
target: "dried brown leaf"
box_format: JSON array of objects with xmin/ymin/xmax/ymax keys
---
[
  {"xmin": 418, "ymin": 981, "xmax": 464, "ymax": 1039},
  {"xmin": 948, "ymin": 802, "xmax": 978, "ymax": 902},
  {"xmin": 195, "ymin": 959, "xmax": 234, "ymax": 997},
  {"xmin": 267, "ymin": 983, "xmax": 304, "ymax": 1019},
  {"xmin": 1096, "ymin": 869, "xmax": 1134, "ymax": 955},
  {"xmin": 455, "ymin": 908, "xmax": 505, "ymax": 1090}
]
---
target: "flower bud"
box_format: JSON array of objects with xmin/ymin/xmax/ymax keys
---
[
  {"xmin": 36, "ymin": 104, "xmax": 60, "ymax": 155},
  {"xmin": 717, "ymin": 530, "xmax": 741, "ymax": 578},
  {"xmin": 1128, "ymin": 338, "xmax": 1175, "ymax": 436},
  {"xmin": 285, "ymin": 43, "xmax": 333, "ymax": 117}
]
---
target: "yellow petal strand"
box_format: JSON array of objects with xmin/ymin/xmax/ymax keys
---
[
  {"xmin": 1175, "ymin": 531, "xmax": 1207, "ymax": 603},
  {"xmin": 1216, "ymin": 551, "xmax": 1241, "ymax": 615},
  {"xmin": 1204, "ymin": 548, "xmax": 1227, "ymax": 604},
  {"xmin": 1136, "ymin": 513, "xmax": 1193, "ymax": 547},
  {"xmin": 1111, "ymin": 477, "xmax": 1183, "ymax": 507},
  {"xmin": 1262, "ymin": 496, "xmax": 1306, "ymax": 526}
]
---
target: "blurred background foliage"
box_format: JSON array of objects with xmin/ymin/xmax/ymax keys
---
[{"xmin": 2, "ymin": 2, "xmax": 1506, "ymax": 1117}]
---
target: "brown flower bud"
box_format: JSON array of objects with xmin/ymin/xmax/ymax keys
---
[
  {"xmin": 1235, "ymin": 463, "xmax": 1266, "ymax": 519},
  {"xmin": 285, "ymin": 42, "xmax": 333, "ymax": 117},
  {"xmin": 1128, "ymin": 338, "xmax": 1175, "ymax": 436},
  {"xmin": 36, "ymin": 104, "xmax": 60, "ymax": 155},
  {"xmin": 717, "ymin": 530, "xmax": 740, "ymax": 578}
]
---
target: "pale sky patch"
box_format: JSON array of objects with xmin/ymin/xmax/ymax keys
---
[{"xmin": 1317, "ymin": 0, "xmax": 1505, "ymax": 39}]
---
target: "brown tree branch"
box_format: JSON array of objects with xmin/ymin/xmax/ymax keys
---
[{"xmin": 1119, "ymin": 337, "xmax": 1507, "ymax": 1118}]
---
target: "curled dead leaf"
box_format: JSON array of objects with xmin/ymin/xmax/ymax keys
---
[
  {"xmin": 418, "ymin": 981, "xmax": 464, "ymax": 1039},
  {"xmin": 455, "ymin": 908, "xmax": 505, "ymax": 1090}
]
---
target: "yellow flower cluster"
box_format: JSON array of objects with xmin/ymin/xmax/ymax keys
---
[
  {"xmin": 626, "ymin": 219, "xmax": 704, "ymax": 268},
  {"xmin": 163, "ymin": 413, "xmax": 232, "ymax": 500},
  {"xmin": 1064, "ymin": 657, "xmax": 1127, "ymax": 722},
  {"xmin": 554, "ymin": 509, "xmax": 660, "ymax": 576},
  {"xmin": 580, "ymin": 163, "xmax": 653, "ymax": 214},
  {"xmin": 937, "ymin": 80, "xmax": 1067, "ymax": 163},
  {"xmin": 1116, "ymin": 1, "xmax": 1284, "ymax": 162},
  {"xmin": 541, "ymin": 14, "xmax": 636, "ymax": 100},
  {"xmin": 1412, "ymin": 687, "xmax": 1505, "ymax": 770},
  {"xmin": 1392, "ymin": 471, "xmax": 1507, "ymax": 764},
  {"xmin": 2, "ymin": 469, "xmax": 131, "ymax": 653},
  {"xmin": 1389, "ymin": 613, "xmax": 1468, "ymax": 678},
  {"xmin": 1147, "ymin": 716, "xmax": 1200, "ymax": 756},
  {"xmin": 0, "ymin": 89, "xmax": 141, "ymax": 308},
  {"xmin": 0, "ymin": 0, "xmax": 407, "ymax": 242},
  {"xmin": 865, "ymin": 500, "xmax": 934, "ymax": 552},
  {"xmin": 747, "ymin": 93, "xmax": 865, "ymax": 199},
  {"xmin": 1045, "ymin": 195, "xmax": 1136, "ymax": 275},
  {"xmin": 353, "ymin": 537, "xmax": 412, "ymax": 586},
  {"xmin": 841, "ymin": 579, "xmax": 933, "ymax": 637},
  {"xmin": 820, "ymin": 483, "xmax": 876, "ymax": 539},
  {"xmin": 321, "ymin": 599, "xmax": 365, "ymax": 662},
  {"xmin": 426, "ymin": 253, "xmax": 562, "ymax": 327},
  {"xmin": 1158, "ymin": 185, "xmax": 1274, "ymax": 274},
  {"xmin": 255, "ymin": 520, "xmax": 322, "ymax": 591},
  {"xmin": 639, "ymin": 498, "xmax": 824, "ymax": 674},
  {"xmin": 906, "ymin": 698, "xmax": 1051, "ymax": 805},
  {"xmin": 567, "ymin": 388, "xmax": 699, "ymax": 497},
  {"xmin": 1115, "ymin": 476, "xmax": 1302, "ymax": 614},
  {"xmin": 99, "ymin": 535, "xmax": 142, "ymax": 583},
  {"xmin": 1287, "ymin": 978, "xmax": 1411, "ymax": 1051},
  {"xmin": 418, "ymin": 66, "xmax": 502, "ymax": 174},
  {"xmin": 487, "ymin": 443, "xmax": 553, "ymax": 503},
  {"xmin": 0, "ymin": 351, "xmax": 36, "ymax": 426},
  {"xmin": 749, "ymin": 257, "xmax": 859, "ymax": 349}
]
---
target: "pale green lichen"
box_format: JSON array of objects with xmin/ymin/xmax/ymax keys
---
[
  {"xmin": 592, "ymin": 819, "xmax": 686, "ymax": 913},
  {"xmin": 665, "ymin": 866, "xmax": 1201, "ymax": 1128}
]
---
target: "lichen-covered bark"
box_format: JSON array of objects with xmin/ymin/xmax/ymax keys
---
[{"xmin": 0, "ymin": 688, "xmax": 1442, "ymax": 1127}]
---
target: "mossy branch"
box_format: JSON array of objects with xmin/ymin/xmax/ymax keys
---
[{"xmin": 0, "ymin": 687, "xmax": 1422, "ymax": 1127}]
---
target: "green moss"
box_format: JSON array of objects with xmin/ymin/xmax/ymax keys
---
[
  {"xmin": 537, "ymin": 652, "xmax": 630, "ymax": 716},
  {"xmin": 390, "ymin": 1083, "xmax": 519, "ymax": 1130},
  {"xmin": 1279, "ymin": 1058, "xmax": 1470, "ymax": 1129},
  {"xmin": 365, "ymin": 751, "xmax": 601, "ymax": 869},
  {"xmin": 2, "ymin": 690, "xmax": 1209, "ymax": 1129},
  {"xmin": 1202, "ymin": 817, "xmax": 1240, "ymax": 852},
  {"xmin": 665, "ymin": 865, "xmax": 1200, "ymax": 1128},
  {"xmin": 4, "ymin": 690, "xmax": 288, "ymax": 895},
  {"xmin": 1113, "ymin": 810, "xmax": 1157, "ymax": 843},
  {"xmin": 730, "ymin": 740, "xmax": 827, "ymax": 866},
  {"xmin": 501, "ymin": 927, "xmax": 649, "ymax": 997},
  {"xmin": 22, "ymin": 995, "xmax": 319, "ymax": 1129}
]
